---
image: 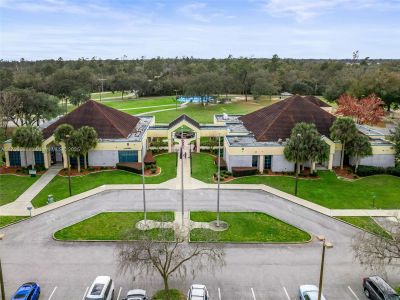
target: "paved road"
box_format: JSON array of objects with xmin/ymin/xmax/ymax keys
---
[{"xmin": 1, "ymin": 189, "xmax": 399, "ymax": 300}]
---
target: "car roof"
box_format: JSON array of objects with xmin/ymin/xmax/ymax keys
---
[
  {"xmin": 127, "ymin": 289, "xmax": 146, "ymax": 296},
  {"xmin": 369, "ymin": 276, "xmax": 397, "ymax": 294},
  {"xmin": 86, "ymin": 276, "xmax": 111, "ymax": 299},
  {"xmin": 300, "ymin": 285, "xmax": 326, "ymax": 300},
  {"xmin": 191, "ymin": 284, "xmax": 206, "ymax": 289}
]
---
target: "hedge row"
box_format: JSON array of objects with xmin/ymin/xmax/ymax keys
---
[
  {"xmin": 116, "ymin": 162, "xmax": 142, "ymax": 174},
  {"xmin": 356, "ymin": 165, "xmax": 400, "ymax": 177},
  {"xmin": 232, "ymin": 167, "xmax": 258, "ymax": 177}
]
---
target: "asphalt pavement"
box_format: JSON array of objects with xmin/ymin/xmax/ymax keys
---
[{"xmin": 1, "ymin": 189, "xmax": 399, "ymax": 299}]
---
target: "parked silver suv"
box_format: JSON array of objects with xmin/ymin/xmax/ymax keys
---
[{"xmin": 363, "ymin": 276, "xmax": 399, "ymax": 300}]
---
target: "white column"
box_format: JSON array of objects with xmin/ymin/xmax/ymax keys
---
[
  {"xmin": 196, "ymin": 136, "xmax": 200, "ymax": 153},
  {"xmin": 259, "ymin": 155, "xmax": 265, "ymax": 174},
  {"xmin": 138, "ymin": 150, "xmax": 142, "ymax": 163},
  {"xmin": 5, "ymin": 151, "xmax": 10, "ymax": 167},
  {"xmin": 43, "ymin": 149, "xmax": 49, "ymax": 169},
  {"xmin": 168, "ymin": 137, "xmax": 172, "ymax": 153},
  {"xmin": 328, "ymin": 153, "xmax": 333, "ymax": 170},
  {"xmin": 61, "ymin": 142, "xmax": 68, "ymax": 168}
]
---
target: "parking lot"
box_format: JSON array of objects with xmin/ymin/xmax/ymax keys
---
[{"xmin": 3, "ymin": 189, "xmax": 398, "ymax": 300}]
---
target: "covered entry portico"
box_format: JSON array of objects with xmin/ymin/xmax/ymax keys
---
[{"xmin": 147, "ymin": 114, "xmax": 227, "ymax": 153}]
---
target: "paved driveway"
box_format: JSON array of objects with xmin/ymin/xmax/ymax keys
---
[{"xmin": 2, "ymin": 189, "xmax": 399, "ymax": 299}]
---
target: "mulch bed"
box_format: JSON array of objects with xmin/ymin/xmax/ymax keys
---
[
  {"xmin": 333, "ymin": 167, "xmax": 358, "ymax": 180},
  {"xmin": 0, "ymin": 166, "xmax": 46, "ymax": 175}
]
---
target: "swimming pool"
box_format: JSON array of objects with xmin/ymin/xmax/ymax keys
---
[{"xmin": 177, "ymin": 96, "xmax": 214, "ymax": 103}]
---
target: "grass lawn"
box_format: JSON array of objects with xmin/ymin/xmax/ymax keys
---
[
  {"xmin": 145, "ymin": 99, "xmax": 278, "ymax": 123},
  {"xmin": 54, "ymin": 211, "xmax": 175, "ymax": 240},
  {"xmin": 190, "ymin": 211, "xmax": 311, "ymax": 243},
  {"xmin": 191, "ymin": 153, "xmax": 216, "ymax": 183},
  {"xmin": 0, "ymin": 216, "xmax": 27, "ymax": 228},
  {"xmin": 337, "ymin": 216, "xmax": 392, "ymax": 239},
  {"xmin": 228, "ymin": 171, "xmax": 400, "ymax": 209},
  {"xmin": 0, "ymin": 175, "xmax": 40, "ymax": 206},
  {"xmin": 32, "ymin": 153, "xmax": 177, "ymax": 208},
  {"xmin": 102, "ymin": 96, "xmax": 177, "ymax": 110},
  {"xmin": 152, "ymin": 289, "xmax": 185, "ymax": 300}
]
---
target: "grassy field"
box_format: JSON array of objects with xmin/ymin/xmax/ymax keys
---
[
  {"xmin": 147, "ymin": 100, "xmax": 277, "ymax": 123},
  {"xmin": 0, "ymin": 216, "xmax": 27, "ymax": 228},
  {"xmin": 102, "ymin": 96, "xmax": 177, "ymax": 109},
  {"xmin": 0, "ymin": 175, "xmax": 40, "ymax": 206},
  {"xmin": 190, "ymin": 211, "xmax": 311, "ymax": 243},
  {"xmin": 337, "ymin": 216, "xmax": 392, "ymax": 239},
  {"xmin": 32, "ymin": 153, "xmax": 177, "ymax": 208},
  {"xmin": 191, "ymin": 153, "xmax": 216, "ymax": 183},
  {"xmin": 228, "ymin": 171, "xmax": 400, "ymax": 209},
  {"xmin": 54, "ymin": 211, "xmax": 175, "ymax": 240}
]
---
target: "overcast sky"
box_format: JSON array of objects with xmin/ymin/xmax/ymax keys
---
[{"xmin": 1, "ymin": 0, "xmax": 400, "ymax": 60}]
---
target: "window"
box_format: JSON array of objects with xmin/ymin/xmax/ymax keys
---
[
  {"xmin": 264, "ymin": 155, "xmax": 272, "ymax": 170},
  {"xmin": 34, "ymin": 151, "xmax": 44, "ymax": 166},
  {"xmin": 252, "ymin": 155, "xmax": 258, "ymax": 167},
  {"xmin": 118, "ymin": 150, "xmax": 138, "ymax": 163},
  {"xmin": 9, "ymin": 151, "xmax": 21, "ymax": 167}
]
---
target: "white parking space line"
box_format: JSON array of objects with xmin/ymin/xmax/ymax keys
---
[
  {"xmin": 348, "ymin": 286, "xmax": 360, "ymax": 300},
  {"xmin": 117, "ymin": 287, "xmax": 122, "ymax": 300},
  {"xmin": 283, "ymin": 287, "xmax": 291, "ymax": 300},
  {"xmin": 218, "ymin": 288, "xmax": 221, "ymax": 300},
  {"xmin": 48, "ymin": 286, "xmax": 57, "ymax": 300},
  {"xmin": 251, "ymin": 288, "xmax": 256, "ymax": 300},
  {"xmin": 82, "ymin": 287, "xmax": 89, "ymax": 300}
]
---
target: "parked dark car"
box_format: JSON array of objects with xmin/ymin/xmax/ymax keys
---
[
  {"xmin": 363, "ymin": 276, "xmax": 399, "ymax": 300},
  {"xmin": 11, "ymin": 282, "xmax": 40, "ymax": 300}
]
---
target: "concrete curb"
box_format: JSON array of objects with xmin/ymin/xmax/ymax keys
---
[{"xmin": 332, "ymin": 216, "xmax": 393, "ymax": 240}]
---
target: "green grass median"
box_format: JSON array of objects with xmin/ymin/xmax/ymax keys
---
[
  {"xmin": 337, "ymin": 216, "xmax": 392, "ymax": 239},
  {"xmin": 54, "ymin": 211, "xmax": 174, "ymax": 241},
  {"xmin": 191, "ymin": 153, "xmax": 217, "ymax": 183},
  {"xmin": 190, "ymin": 211, "xmax": 311, "ymax": 243},
  {"xmin": 0, "ymin": 174, "xmax": 40, "ymax": 206},
  {"xmin": 0, "ymin": 216, "xmax": 28, "ymax": 228}
]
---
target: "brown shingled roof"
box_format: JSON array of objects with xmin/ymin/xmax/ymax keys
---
[
  {"xmin": 303, "ymin": 95, "xmax": 332, "ymax": 108},
  {"xmin": 169, "ymin": 114, "xmax": 200, "ymax": 129},
  {"xmin": 239, "ymin": 95, "xmax": 336, "ymax": 142},
  {"xmin": 42, "ymin": 100, "xmax": 140, "ymax": 139}
]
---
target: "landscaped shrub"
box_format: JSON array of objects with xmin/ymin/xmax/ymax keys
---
[
  {"xmin": 214, "ymin": 156, "xmax": 227, "ymax": 170},
  {"xmin": 232, "ymin": 167, "xmax": 258, "ymax": 177},
  {"xmin": 387, "ymin": 167, "xmax": 400, "ymax": 177},
  {"xmin": 355, "ymin": 165, "xmax": 400, "ymax": 177},
  {"xmin": 150, "ymin": 167, "xmax": 157, "ymax": 174},
  {"xmin": 116, "ymin": 162, "xmax": 142, "ymax": 174}
]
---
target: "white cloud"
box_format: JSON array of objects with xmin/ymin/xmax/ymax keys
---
[
  {"xmin": 178, "ymin": 2, "xmax": 210, "ymax": 22},
  {"xmin": 262, "ymin": 0, "xmax": 400, "ymax": 21}
]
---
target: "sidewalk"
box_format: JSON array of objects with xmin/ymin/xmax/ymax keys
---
[{"xmin": 0, "ymin": 165, "xmax": 63, "ymax": 215}]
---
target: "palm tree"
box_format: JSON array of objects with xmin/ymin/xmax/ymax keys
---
[
  {"xmin": 12, "ymin": 125, "xmax": 43, "ymax": 170},
  {"xmin": 78, "ymin": 126, "xmax": 98, "ymax": 169},
  {"xmin": 346, "ymin": 134, "xmax": 372, "ymax": 172},
  {"xmin": 284, "ymin": 123, "xmax": 310, "ymax": 195},
  {"xmin": 309, "ymin": 138, "xmax": 330, "ymax": 174},
  {"xmin": 68, "ymin": 130, "xmax": 84, "ymax": 173},
  {"xmin": 330, "ymin": 117, "xmax": 358, "ymax": 169}
]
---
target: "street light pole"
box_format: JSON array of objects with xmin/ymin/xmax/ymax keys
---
[
  {"xmin": 0, "ymin": 233, "xmax": 5, "ymax": 300},
  {"xmin": 65, "ymin": 135, "xmax": 72, "ymax": 197},
  {"xmin": 317, "ymin": 235, "xmax": 333, "ymax": 300},
  {"xmin": 217, "ymin": 135, "xmax": 221, "ymax": 227},
  {"xmin": 181, "ymin": 126, "xmax": 184, "ymax": 224},
  {"xmin": 141, "ymin": 142, "xmax": 147, "ymax": 224}
]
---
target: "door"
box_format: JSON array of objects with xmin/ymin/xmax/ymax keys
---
[
  {"xmin": 118, "ymin": 150, "xmax": 138, "ymax": 163},
  {"xmin": 34, "ymin": 151, "xmax": 44, "ymax": 166},
  {"xmin": 264, "ymin": 155, "xmax": 272, "ymax": 170},
  {"xmin": 252, "ymin": 155, "xmax": 258, "ymax": 168},
  {"xmin": 9, "ymin": 151, "xmax": 21, "ymax": 167}
]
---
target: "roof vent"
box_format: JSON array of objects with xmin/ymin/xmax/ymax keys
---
[{"xmin": 223, "ymin": 113, "xmax": 228, "ymax": 120}]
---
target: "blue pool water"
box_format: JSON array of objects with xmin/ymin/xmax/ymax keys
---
[{"xmin": 177, "ymin": 96, "xmax": 214, "ymax": 103}]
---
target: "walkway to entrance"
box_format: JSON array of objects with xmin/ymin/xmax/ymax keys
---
[{"xmin": 0, "ymin": 164, "xmax": 63, "ymax": 215}]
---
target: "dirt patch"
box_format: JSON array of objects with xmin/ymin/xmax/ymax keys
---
[
  {"xmin": 0, "ymin": 166, "xmax": 46, "ymax": 175},
  {"xmin": 333, "ymin": 167, "xmax": 357, "ymax": 180}
]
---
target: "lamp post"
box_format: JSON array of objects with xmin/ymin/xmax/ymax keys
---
[
  {"xmin": 141, "ymin": 142, "xmax": 147, "ymax": 224},
  {"xmin": 216, "ymin": 135, "xmax": 221, "ymax": 227},
  {"xmin": 65, "ymin": 135, "xmax": 72, "ymax": 197},
  {"xmin": 317, "ymin": 235, "xmax": 333, "ymax": 300},
  {"xmin": 295, "ymin": 133, "xmax": 302, "ymax": 196},
  {"xmin": 180, "ymin": 126, "xmax": 185, "ymax": 224},
  {"xmin": 0, "ymin": 233, "xmax": 5, "ymax": 300}
]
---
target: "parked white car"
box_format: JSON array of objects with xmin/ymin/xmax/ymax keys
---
[
  {"xmin": 85, "ymin": 276, "xmax": 115, "ymax": 300},
  {"xmin": 187, "ymin": 284, "xmax": 209, "ymax": 300},
  {"xmin": 299, "ymin": 285, "xmax": 327, "ymax": 300},
  {"xmin": 122, "ymin": 289, "xmax": 148, "ymax": 300}
]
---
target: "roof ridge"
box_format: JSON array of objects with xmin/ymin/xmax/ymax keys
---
[
  {"xmin": 256, "ymin": 97, "xmax": 293, "ymax": 140},
  {"xmin": 92, "ymin": 101, "xmax": 137, "ymax": 137}
]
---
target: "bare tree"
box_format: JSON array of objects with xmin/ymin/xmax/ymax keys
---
[
  {"xmin": 116, "ymin": 227, "xmax": 225, "ymax": 300},
  {"xmin": 0, "ymin": 91, "xmax": 21, "ymax": 135},
  {"xmin": 353, "ymin": 220, "xmax": 400, "ymax": 275}
]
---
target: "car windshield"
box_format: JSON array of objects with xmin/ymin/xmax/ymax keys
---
[
  {"xmin": 90, "ymin": 284, "xmax": 105, "ymax": 296},
  {"xmin": 13, "ymin": 293, "xmax": 26, "ymax": 299}
]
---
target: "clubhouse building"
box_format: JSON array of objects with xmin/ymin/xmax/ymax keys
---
[{"xmin": 3, "ymin": 96, "xmax": 396, "ymax": 172}]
